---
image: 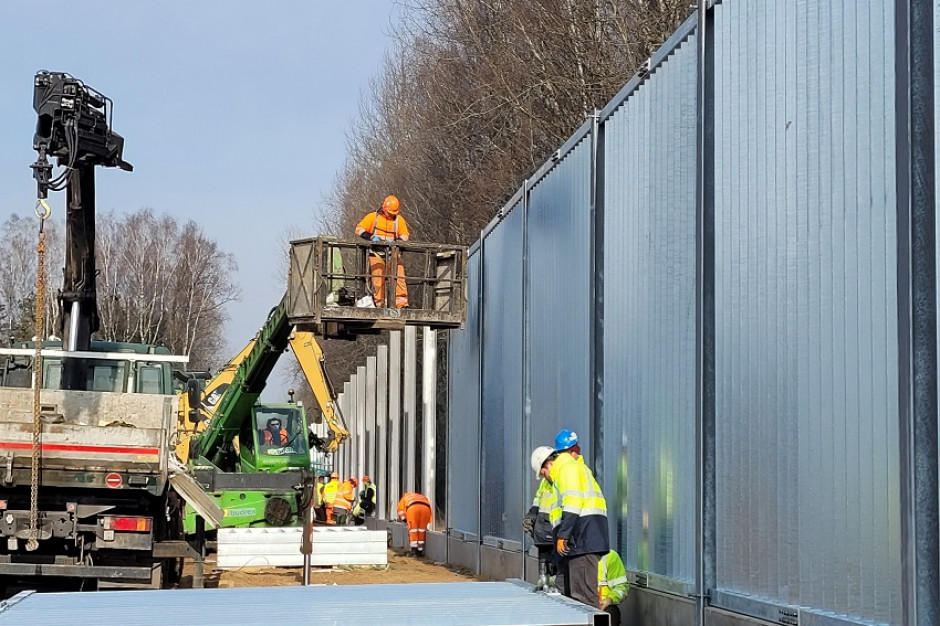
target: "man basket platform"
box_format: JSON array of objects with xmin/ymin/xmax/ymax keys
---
[{"xmin": 287, "ymin": 237, "xmax": 468, "ymax": 337}]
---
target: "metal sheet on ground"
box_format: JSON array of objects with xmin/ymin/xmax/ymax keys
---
[{"xmin": 0, "ymin": 581, "xmax": 607, "ymax": 626}]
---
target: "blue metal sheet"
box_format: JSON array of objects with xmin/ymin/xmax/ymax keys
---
[
  {"xmin": 447, "ymin": 253, "xmax": 483, "ymax": 535},
  {"xmin": 601, "ymin": 28, "xmax": 698, "ymax": 585},
  {"xmin": 711, "ymin": 0, "xmax": 901, "ymax": 622},
  {"xmin": 526, "ymin": 139, "xmax": 593, "ymax": 460},
  {"xmin": 480, "ymin": 203, "xmax": 524, "ymax": 541},
  {"xmin": 0, "ymin": 582, "xmax": 606, "ymax": 626}
]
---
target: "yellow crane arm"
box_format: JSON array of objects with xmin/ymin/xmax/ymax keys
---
[
  {"xmin": 289, "ymin": 330, "xmax": 349, "ymax": 452},
  {"xmin": 175, "ymin": 339, "xmax": 256, "ymax": 461}
]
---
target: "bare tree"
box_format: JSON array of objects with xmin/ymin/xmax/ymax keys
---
[
  {"xmin": 0, "ymin": 214, "xmax": 64, "ymax": 343},
  {"xmin": 94, "ymin": 209, "xmax": 239, "ymax": 370},
  {"xmin": 324, "ymin": 0, "xmax": 689, "ymax": 246}
]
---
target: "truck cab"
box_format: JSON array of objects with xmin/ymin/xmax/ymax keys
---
[{"xmin": 0, "ymin": 341, "xmax": 178, "ymax": 395}]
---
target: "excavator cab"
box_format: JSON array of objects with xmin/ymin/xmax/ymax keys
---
[{"xmin": 251, "ymin": 404, "xmax": 310, "ymax": 464}]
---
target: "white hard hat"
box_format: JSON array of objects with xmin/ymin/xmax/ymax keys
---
[{"xmin": 530, "ymin": 446, "xmax": 555, "ymax": 479}]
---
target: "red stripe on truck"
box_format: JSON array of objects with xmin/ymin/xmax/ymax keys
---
[{"xmin": 0, "ymin": 441, "xmax": 161, "ymax": 456}]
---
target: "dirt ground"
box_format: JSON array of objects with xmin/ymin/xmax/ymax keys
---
[{"xmin": 179, "ymin": 549, "xmax": 477, "ymax": 589}]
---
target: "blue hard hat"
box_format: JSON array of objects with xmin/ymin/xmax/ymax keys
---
[{"xmin": 554, "ymin": 429, "xmax": 578, "ymax": 451}]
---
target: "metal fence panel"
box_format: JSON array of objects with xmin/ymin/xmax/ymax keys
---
[
  {"xmin": 526, "ymin": 139, "xmax": 594, "ymax": 460},
  {"xmin": 712, "ymin": 0, "xmax": 901, "ymax": 622},
  {"xmin": 601, "ymin": 31, "xmax": 698, "ymax": 583},
  {"xmin": 480, "ymin": 205, "xmax": 525, "ymax": 541},
  {"xmin": 447, "ymin": 252, "xmax": 482, "ymax": 535}
]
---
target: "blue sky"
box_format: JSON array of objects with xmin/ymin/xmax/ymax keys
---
[{"xmin": 0, "ymin": 2, "xmax": 399, "ymax": 395}]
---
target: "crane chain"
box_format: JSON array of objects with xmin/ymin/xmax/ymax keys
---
[{"xmin": 26, "ymin": 214, "xmax": 47, "ymax": 552}]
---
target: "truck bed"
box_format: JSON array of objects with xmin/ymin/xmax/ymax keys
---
[{"xmin": 0, "ymin": 389, "xmax": 176, "ymax": 495}]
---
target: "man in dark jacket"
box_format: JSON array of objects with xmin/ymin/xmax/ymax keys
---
[
  {"xmin": 525, "ymin": 446, "xmax": 560, "ymax": 591},
  {"xmin": 545, "ymin": 429, "xmax": 609, "ymax": 608}
]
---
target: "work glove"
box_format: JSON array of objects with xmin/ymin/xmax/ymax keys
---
[
  {"xmin": 371, "ymin": 235, "xmax": 383, "ymax": 242},
  {"xmin": 555, "ymin": 538, "xmax": 569, "ymax": 556},
  {"xmin": 522, "ymin": 516, "xmax": 535, "ymax": 534}
]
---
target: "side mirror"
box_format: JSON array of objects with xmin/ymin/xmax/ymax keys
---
[{"xmin": 187, "ymin": 377, "xmax": 205, "ymax": 423}]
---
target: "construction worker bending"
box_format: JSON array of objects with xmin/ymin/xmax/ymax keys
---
[
  {"xmin": 599, "ymin": 549, "xmax": 629, "ymax": 624},
  {"xmin": 526, "ymin": 446, "xmax": 561, "ymax": 591},
  {"xmin": 352, "ymin": 475, "xmax": 377, "ymax": 526},
  {"xmin": 355, "ymin": 194, "xmax": 410, "ymax": 309},
  {"xmin": 333, "ymin": 477, "xmax": 357, "ymax": 525},
  {"xmin": 322, "ymin": 472, "xmax": 340, "ymax": 524},
  {"xmin": 397, "ymin": 492, "xmax": 432, "ymax": 555},
  {"xmin": 545, "ymin": 429, "xmax": 610, "ymax": 609}
]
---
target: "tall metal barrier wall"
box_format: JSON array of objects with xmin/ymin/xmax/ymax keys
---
[
  {"xmin": 481, "ymin": 205, "xmax": 525, "ymax": 543},
  {"xmin": 602, "ymin": 25, "xmax": 699, "ymax": 591},
  {"xmin": 443, "ymin": 1, "xmax": 939, "ymax": 625},
  {"xmin": 710, "ymin": 1, "xmax": 902, "ymax": 622}
]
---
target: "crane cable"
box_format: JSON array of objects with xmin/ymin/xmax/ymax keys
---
[{"xmin": 26, "ymin": 198, "xmax": 51, "ymax": 552}]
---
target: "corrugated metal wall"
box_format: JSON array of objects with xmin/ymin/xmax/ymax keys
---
[
  {"xmin": 481, "ymin": 207, "xmax": 525, "ymax": 541},
  {"xmin": 711, "ymin": 0, "xmax": 901, "ymax": 622},
  {"xmin": 602, "ymin": 31, "xmax": 698, "ymax": 584},
  {"xmin": 447, "ymin": 251, "xmax": 482, "ymax": 535},
  {"xmin": 526, "ymin": 139, "xmax": 594, "ymax": 462},
  {"xmin": 428, "ymin": 0, "xmax": 940, "ymax": 623}
]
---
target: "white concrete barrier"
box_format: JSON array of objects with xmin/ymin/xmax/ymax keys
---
[{"xmin": 216, "ymin": 527, "xmax": 388, "ymax": 569}]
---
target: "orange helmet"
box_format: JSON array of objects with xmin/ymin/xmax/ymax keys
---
[
  {"xmin": 381, "ymin": 195, "xmax": 400, "ymax": 216},
  {"xmin": 349, "ymin": 477, "xmax": 358, "ymax": 486},
  {"xmin": 362, "ymin": 475, "xmax": 371, "ymax": 483}
]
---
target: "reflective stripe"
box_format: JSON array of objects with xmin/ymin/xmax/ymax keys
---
[
  {"xmin": 606, "ymin": 576, "xmax": 629, "ymax": 587},
  {"xmin": 578, "ymin": 507, "xmax": 608, "ymax": 517}
]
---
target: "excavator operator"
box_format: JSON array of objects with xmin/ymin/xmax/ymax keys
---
[{"xmin": 261, "ymin": 417, "xmax": 288, "ymax": 446}]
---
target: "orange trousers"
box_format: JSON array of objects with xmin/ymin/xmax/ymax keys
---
[
  {"xmin": 405, "ymin": 503, "xmax": 432, "ymax": 550},
  {"xmin": 369, "ymin": 253, "xmax": 408, "ymax": 308}
]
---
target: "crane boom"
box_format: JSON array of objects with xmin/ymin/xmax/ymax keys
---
[
  {"xmin": 289, "ymin": 330, "xmax": 348, "ymax": 451},
  {"xmin": 189, "ymin": 297, "xmax": 291, "ymax": 467}
]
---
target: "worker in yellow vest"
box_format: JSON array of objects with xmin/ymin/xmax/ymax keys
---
[
  {"xmin": 599, "ymin": 549, "xmax": 629, "ymax": 622},
  {"xmin": 322, "ymin": 472, "xmax": 340, "ymax": 524},
  {"xmin": 526, "ymin": 446, "xmax": 561, "ymax": 591},
  {"xmin": 544, "ymin": 429, "xmax": 610, "ymax": 609}
]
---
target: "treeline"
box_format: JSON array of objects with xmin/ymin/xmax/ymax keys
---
[
  {"xmin": 323, "ymin": 0, "xmax": 689, "ymax": 244},
  {"xmin": 0, "ymin": 210, "xmax": 239, "ymax": 371},
  {"xmin": 315, "ymin": 0, "xmax": 689, "ymax": 384}
]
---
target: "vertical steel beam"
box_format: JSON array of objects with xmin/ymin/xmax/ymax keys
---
[
  {"xmin": 377, "ymin": 344, "xmax": 389, "ymax": 520},
  {"xmin": 337, "ymin": 390, "xmax": 346, "ymax": 477},
  {"xmin": 389, "ymin": 330, "xmax": 402, "ymax": 517},
  {"xmin": 476, "ymin": 240, "xmax": 487, "ymax": 564},
  {"xmin": 422, "ymin": 327, "xmax": 437, "ymax": 524},
  {"xmin": 366, "ymin": 355, "xmax": 377, "ymax": 480},
  {"xmin": 895, "ymin": 0, "xmax": 940, "ymax": 622},
  {"xmin": 404, "ymin": 325, "xmax": 418, "ymax": 492},
  {"xmin": 695, "ymin": 2, "xmax": 717, "ymax": 625},
  {"xmin": 589, "ymin": 110, "xmax": 605, "ymax": 482},
  {"xmin": 356, "ymin": 365, "xmax": 367, "ymax": 482},
  {"xmin": 520, "ymin": 180, "xmax": 530, "ymax": 579},
  {"xmin": 346, "ymin": 378, "xmax": 356, "ymax": 480}
]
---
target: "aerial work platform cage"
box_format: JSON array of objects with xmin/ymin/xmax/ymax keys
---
[{"xmin": 287, "ymin": 237, "xmax": 468, "ymax": 335}]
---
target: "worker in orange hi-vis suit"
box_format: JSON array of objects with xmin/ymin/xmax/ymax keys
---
[
  {"xmin": 397, "ymin": 492, "xmax": 432, "ymax": 555},
  {"xmin": 333, "ymin": 477, "xmax": 358, "ymax": 526},
  {"xmin": 354, "ymin": 195, "xmax": 410, "ymax": 309}
]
